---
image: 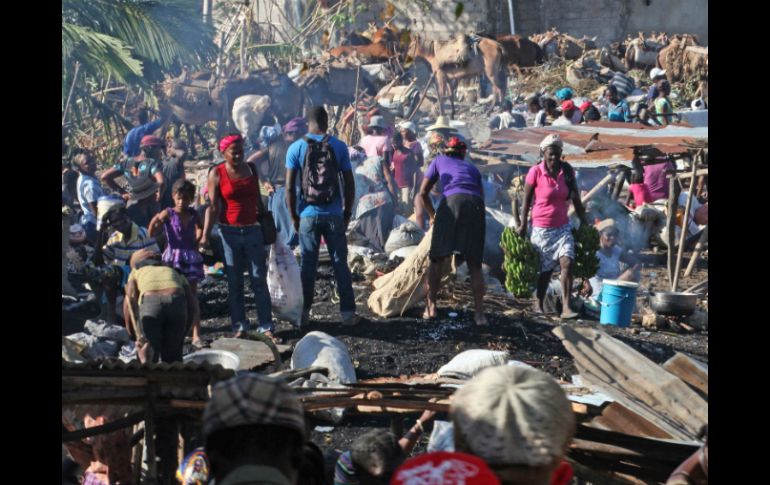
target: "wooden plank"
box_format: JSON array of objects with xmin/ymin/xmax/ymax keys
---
[
  {"xmin": 62, "ymin": 412, "xmax": 145, "ymax": 442},
  {"xmin": 663, "ymin": 353, "xmax": 708, "ymax": 397},
  {"xmin": 210, "ymin": 338, "xmax": 292, "ymax": 370},
  {"xmin": 62, "ymin": 377, "xmax": 148, "ymax": 387},
  {"xmin": 552, "ymin": 326, "xmax": 707, "ymax": 440},
  {"xmin": 590, "ymin": 402, "xmax": 673, "ymax": 440}
]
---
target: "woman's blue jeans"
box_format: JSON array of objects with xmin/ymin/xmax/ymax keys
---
[{"xmin": 217, "ymin": 225, "xmax": 274, "ymax": 333}]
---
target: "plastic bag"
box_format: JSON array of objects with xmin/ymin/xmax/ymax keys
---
[
  {"xmin": 437, "ymin": 349, "xmax": 509, "ymax": 380},
  {"xmin": 384, "ymin": 220, "xmax": 424, "ymax": 255},
  {"xmin": 267, "ymin": 239, "xmax": 304, "ymax": 327},
  {"xmin": 291, "ymin": 331, "xmax": 357, "ymax": 384}
]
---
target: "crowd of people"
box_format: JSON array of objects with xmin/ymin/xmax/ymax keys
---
[
  {"xmin": 487, "ymin": 67, "xmax": 696, "ymax": 130},
  {"xmin": 62, "ymin": 71, "xmax": 707, "ymax": 483}
]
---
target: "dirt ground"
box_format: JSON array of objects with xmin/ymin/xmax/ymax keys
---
[{"xmin": 63, "ymin": 246, "xmax": 707, "ymax": 459}]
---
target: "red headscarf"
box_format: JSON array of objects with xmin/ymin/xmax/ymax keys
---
[
  {"xmin": 219, "ymin": 134, "xmax": 243, "ymax": 153},
  {"xmin": 444, "ymin": 136, "xmax": 467, "ymax": 157}
]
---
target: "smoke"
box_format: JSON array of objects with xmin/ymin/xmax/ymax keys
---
[{"xmin": 585, "ymin": 192, "xmax": 651, "ymax": 252}]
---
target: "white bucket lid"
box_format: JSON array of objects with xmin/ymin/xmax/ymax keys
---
[{"xmin": 602, "ymin": 279, "xmax": 639, "ymax": 289}]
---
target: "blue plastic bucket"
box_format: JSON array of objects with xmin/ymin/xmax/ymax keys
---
[{"xmin": 599, "ymin": 280, "xmax": 639, "ymax": 327}]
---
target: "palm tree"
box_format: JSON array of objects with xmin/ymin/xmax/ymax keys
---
[{"xmin": 62, "ymin": 0, "xmax": 217, "ymax": 151}]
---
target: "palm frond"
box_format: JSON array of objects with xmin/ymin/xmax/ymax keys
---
[
  {"xmin": 62, "ymin": 22, "xmax": 144, "ymax": 84},
  {"xmin": 63, "ymin": 0, "xmax": 217, "ymax": 74}
]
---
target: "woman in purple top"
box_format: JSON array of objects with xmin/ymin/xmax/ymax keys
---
[
  {"xmin": 417, "ymin": 137, "xmax": 487, "ymax": 326},
  {"xmin": 148, "ymin": 179, "xmax": 204, "ymax": 347}
]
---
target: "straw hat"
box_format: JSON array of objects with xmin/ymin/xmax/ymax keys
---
[{"xmin": 426, "ymin": 116, "xmax": 455, "ymax": 132}]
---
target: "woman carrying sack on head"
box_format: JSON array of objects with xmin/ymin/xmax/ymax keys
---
[{"xmin": 518, "ymin": 134, "xmax": 588, "ymax": 319}]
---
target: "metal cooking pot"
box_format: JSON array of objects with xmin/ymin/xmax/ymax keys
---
[
  {"xmin": 649, "ymin": 292, "xmax": 699, "ymax": 316},
  {"xmin": 184, "ymin": 349, "xmax": 241, "ymax": 371}
]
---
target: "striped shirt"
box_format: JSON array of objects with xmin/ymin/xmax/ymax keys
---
[
  {"xmin": 334, "ymin": 451, "xmax": 359, "ymax": 485},
  {"xmin": 103, "ymin": 223, "xmax": 160, "ymax": 267}
]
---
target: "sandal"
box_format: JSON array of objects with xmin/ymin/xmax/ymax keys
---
[
  {"xmin": 560, "ymin": 311, "xmax": 579, "ymax": 320},
  {"xmin": 261, "ymin": 331, "xmax": 282, "ymax": 345},
  {"xmin": 191, "ymin": 338, "xmax": 204, "ymax": 349}
]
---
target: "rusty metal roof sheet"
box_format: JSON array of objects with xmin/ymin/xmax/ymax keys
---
[{"xmin": 476, "ymin": 122, "xmax": 706, "ymax": 167}]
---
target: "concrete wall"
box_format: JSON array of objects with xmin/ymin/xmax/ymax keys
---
[
  {"xmin": 625, "ymin": 0, "xmax": 708, "ymax": 45},
  {"xmin": 247, "ymin": 0, "xmax": 707, "ymax": 47},
  {"xmin": 508, "ymin": 0, "xmax": 707, "ymax": 46}
]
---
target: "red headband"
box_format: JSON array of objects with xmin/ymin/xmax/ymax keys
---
[{"xmin": 219, "ymin": 134, "xmax": 243, "ymax": 153}]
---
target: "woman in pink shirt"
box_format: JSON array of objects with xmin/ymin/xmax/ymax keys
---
[{"xmin": 517, "ymin": 134, "xmax": 588, "ymax": 319}]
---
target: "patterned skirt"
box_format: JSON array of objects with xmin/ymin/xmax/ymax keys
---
[{"xmin": 530, "ymin": 223, "xmax": 575, "ymax": 273}]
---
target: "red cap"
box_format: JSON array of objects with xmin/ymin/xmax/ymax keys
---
[
  {"xmin": 561, "ymin": 100, "xmax": 576, "ymax": 112},
  {"xmin": 391, "ymin": 452, "xmax": 501, "ymax": 485},
  {"xmin": 579, "ymin": 101, "xmax": 592, "ymax": 112},
  {"xmin": 140, "ymin": 135, "xmax": 164, "ymax": 147}
]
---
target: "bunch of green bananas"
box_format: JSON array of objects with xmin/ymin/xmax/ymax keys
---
[
  {"xmin": 572, "ymin": 224, "xmax": 600, "ymax": 279},
  {"xmin": 500, "ymin": 227, "xmax": 540, "ymax": 298}
]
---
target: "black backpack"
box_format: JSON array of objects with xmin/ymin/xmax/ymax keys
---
[{"xmin": 301, "ymin": 135, "xmax": 340, "ymax": 205}]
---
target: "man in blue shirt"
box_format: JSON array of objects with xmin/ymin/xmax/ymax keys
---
[
  {"xmin": 123, "ymin": 108, "xmax": 171, "ymax": 157},
  {"xmin": 285, "ymin": 106, "xmax": 358, "ymax": 326},
  {"xmin": 74, "ymin": 151, "xmax": 105, "ymax": 244}
]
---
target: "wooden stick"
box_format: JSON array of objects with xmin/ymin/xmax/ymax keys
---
[
  {"xmin": 684, "ymin": 225, "xmax": 708, "ymax": 277},
  {"xmin": 62, "ymin": 412, "xmax": 145, "ymax": 442},
  {"xmin": 434, "ymin": 74, "xmax": 445, "ymax": 117},
  {"xmin": 683, "ymin": 278, "xmax": 708, "ymax": 294},
  {"xmin": 672, "ymin": 159, "xmax": 699, "ymax": 291},
  {"xmin": 62, "ymin": 61, "xmax": 80, "ymax": 126},
  {"xmin": 269, "ymin": 366, "xmax": 329, "ymax": 380},
  {"xmin": 677, "ymin": 169, "xmax": 708, "ymax": 179},
  {"xmin": 666, "ymin": 175, "xmax": 681, "ymax": 287},
  {"xmin": 407, "ymin": 71, "xmax": 437, "ymax": 121},
  {"xmin": 350, "ymin": 65, "xmax": 361, "ymax": 145},
  {"xmin": 304, "ymin": 398, "xmax": 449, "ymax": 412},
  {"xmin": 568, "ymin": 173, "xmax": 614, "ymax": 217},
  {"xmin": 146, "ymin": 386, "xmax": 158, "ymax": 480}
]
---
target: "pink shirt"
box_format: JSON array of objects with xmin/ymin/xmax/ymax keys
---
[
  {"xmin": 628, "ymin": 183, "xmax": 652, "ymax": 208},
  {"xmin": 359, "ymin": 135, "xmax": 392, "ymax": 158},
  {"xmin": 525, "ymin": 162, "xmax": 571, "ymax": 228}
]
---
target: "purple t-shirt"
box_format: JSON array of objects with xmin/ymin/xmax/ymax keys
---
[
  {"xmin": 643, "ymin": 161, "xmax": 675, "ymax": 201},
  {"xmin": 424, "ymin": 155, "xmax": 483, "ymax": 199}
]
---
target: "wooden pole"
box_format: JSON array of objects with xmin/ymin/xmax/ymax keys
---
[
  {"xmin": 568, "ymin": 173, "xmax": 614, "ymax": 217},
  {"xmin": 350, "ymin": 65, "xmax": 361, "ymax": 145},
  {"xmin": 434, "ymin": 74, "xmax": 445, "ymax": 117},
  {"xmin": 672, "ymin": 158, "xmax": 699, "ymax": 291},
  {"xmin": 62, "ymin": 61, "xmax": 80, "ymax": 126},
  {"xmin": 684, "ymin": 224, "xmax": 708, "ymax": 277},
  {"xmin": 665, "ymin": 174, "xmax": 681, "ymax": 288},
  {"xmin": 145, "ymin": 386, "xmax": 158, "ymax": 480},
  {"xmin": 407, "ymin": 71, "xmax": 437, "ymax": 121},
  {"xmin": 240, "ymin": 13, "xmax": 247, "ymax": 77}
]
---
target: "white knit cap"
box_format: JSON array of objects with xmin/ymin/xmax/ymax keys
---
[
  {"xmin": 451, "ymin": 365, "xmax": 574, "ymax": 468},
  {"xmin": 398, "ymin": 121, "xmax": 417, "ymax": 134},
  {"xmin": 539, "ymin": 134, "xmax": 563, "ymax": 151}
]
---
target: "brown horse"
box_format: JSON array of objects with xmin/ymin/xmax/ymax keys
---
[
  {"xmin": 327, "ymin": 42, "xmax": 397, "ymax": 63},
  {"xmin": 480, "ymin": 33, "xmax": 543, "ymax": 77},
  {"xmin": 408, "ymin": 34, "xmax": 506, "ymax": 117}
]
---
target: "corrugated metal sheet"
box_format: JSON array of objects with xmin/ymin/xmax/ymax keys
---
[{"xmin": 476, "ymin": 122, "xmax": 706, "ymax": 167}]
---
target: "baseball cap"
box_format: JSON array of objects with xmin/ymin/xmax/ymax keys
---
[
  {"xmin": 561, "ymin": 100, "xmax": 576, "ymax": 112},
  {"xmin": 650, "ymin": 68, "xmax": 667, "ymax": 80}
]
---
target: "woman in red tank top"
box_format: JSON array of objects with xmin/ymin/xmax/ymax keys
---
[{"xmin": 200, "ymin": 134, "xmax": 274, "ymax": 339}]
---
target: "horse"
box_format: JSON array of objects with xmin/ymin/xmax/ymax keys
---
[{"xmin": 407, "ymin": 34, "xmax": 507, "ymax": 118}]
